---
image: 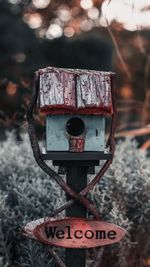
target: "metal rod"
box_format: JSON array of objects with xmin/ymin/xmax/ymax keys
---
[
  {"xmin": 65, "ymin": 165, "xmax": 88, "ymax": 267},
  {"xmin": 26, "ymin": 74, "xmax": 100, "ymax": 219}
]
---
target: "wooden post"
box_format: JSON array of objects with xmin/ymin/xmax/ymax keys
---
[{"xmin": 65, "ymin": 165, "xmax": 88, "ymax": 267}]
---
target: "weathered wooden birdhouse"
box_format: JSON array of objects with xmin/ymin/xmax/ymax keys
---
[{"xmin": 38, "ymin": 67, "xmax": 115, "ymax": 157}]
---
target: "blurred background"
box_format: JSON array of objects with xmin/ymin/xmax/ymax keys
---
[
  {"xmin": 0, "ymin": 2, "xmax": 150, "ymax": 267},
  {"xmin": 0, "ymin": 0, "xmax": 150, "ymax": 149}
]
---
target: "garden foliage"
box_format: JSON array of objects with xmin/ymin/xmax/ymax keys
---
[{"xmin": 0, "ymin": 133, "xmax": 150, "ymax": 267}]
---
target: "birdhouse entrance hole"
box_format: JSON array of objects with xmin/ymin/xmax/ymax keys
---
[{"xmin": 66, "ymin": 117, "xmax": 85, "ymax": 137}]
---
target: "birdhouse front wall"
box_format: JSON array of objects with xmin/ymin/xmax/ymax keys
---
[{"xmin": 46, "ymin": 115, "xmax": 105, "ymax": 152}]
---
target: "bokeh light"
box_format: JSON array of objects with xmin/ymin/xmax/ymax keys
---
[
  {"xmin": 120, "ymin": 85, "xmax": 133, "ymax": 99},
  {"xmin": 80, "ymin": 19, "xmax": 93, "ymax": 31},
  {"xmin": 6, "ymin": 82, "xmax": 17, "ymax": 96},
  {"xmin": 46, "ymin": 24, "xmax": 63, "ymax": 39},
  {"xmin": 87, "ymin": 7, "xmax": 99, "ymax": 20},
  {"xmin": 14, "ymin": 53, "xmax": 26, "ymax": 63},
  {"xmin": 64, "ymin": 27, "xmax": 75, "ymax": 37},
  {"xmin": 58, "ymin": 7, "xmax": 71, "ymax": 22},
  {"xmin": 32, "ymin": 0, "xmax": 51, "ymax": 9},
  {"xmin": 23, "ymin": 13, "xmax": 42, "ymax": 29},
  {"xmin": 80, "ymin": 0, "xmax": 93, "ymax": 10}
]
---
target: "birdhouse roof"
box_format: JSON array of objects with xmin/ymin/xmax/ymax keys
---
[{"xmin": 37, "ymin": 67, "xmax": 115, "ymax": 116}]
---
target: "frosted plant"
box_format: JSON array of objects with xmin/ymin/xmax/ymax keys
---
[
  {"xmin": 0, "ymin": 133, "xmax": 150, "ymax": 267},
  {"xmin": 89, "ymin": 138, "xmax": 150, "ymax": 267}
]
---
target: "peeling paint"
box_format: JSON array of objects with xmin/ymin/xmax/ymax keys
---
[{"xmin": 38, "ymin": 67, "xmax": 114, "ymax": 115}]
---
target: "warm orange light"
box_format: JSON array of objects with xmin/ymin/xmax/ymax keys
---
[
  {"xmin": 64, "ymin": 27, "xmax": 75, "ymax": 37},
  {"xmin": 120, "ymin": 85, "xmax": 133, "ymax": 99},
  {"xmin": 6, "ymin": 82, "xmax": 17, "ymax": 96},
  {"xmin": 143, "ymin": 258, "xmax": 150, "ymax": 266},
  {"xmin": 23, "ymin": 13, "xmax": 42, "ymax": 29}
]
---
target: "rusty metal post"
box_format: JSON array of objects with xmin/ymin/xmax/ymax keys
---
[{"xmin": 65, "ymin": 165, "xmax": 88, "ymax": 267}]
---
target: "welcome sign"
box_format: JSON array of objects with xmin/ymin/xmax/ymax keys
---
[{"xmin": 24, "ymin": 218, "xmax": 126, "ymax": 248}]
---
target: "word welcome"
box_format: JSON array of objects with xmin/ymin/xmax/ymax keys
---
[{"xmin": 45, "ymin": 226, "xmax": 117, "ymax": 240}]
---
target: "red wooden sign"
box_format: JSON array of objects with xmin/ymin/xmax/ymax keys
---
[{"xmin": 23, "ymin": 217, "xmax": 126, "ymax": 248}]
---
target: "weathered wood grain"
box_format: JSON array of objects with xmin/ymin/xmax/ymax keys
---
[
  {"xmin": 38, "ymin": 67, "xmax": 114, "ymax": 115},
  {"xmin": 39, "ymin": 70, "xmax": 75, "ymax": 111},
  {"xmin": 76, "ymin": 72, "xmax": 112, "ymax": 114}
]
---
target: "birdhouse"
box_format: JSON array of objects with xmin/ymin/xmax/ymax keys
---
[{"xmin": 38, "ymin": 67, "xmax": 115, "ymax": 159}]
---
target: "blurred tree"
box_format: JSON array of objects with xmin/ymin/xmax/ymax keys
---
[
  {"xmin": 0, "ymin": 0, "xmax": 112, "ymax": 119},
  {"xmin": 45, "ymin": 32, "xmax": 112, "ymax": 70},
  {"xmin": 0, "ymin": 0, "xmax": 150, "ymax": 144}
]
